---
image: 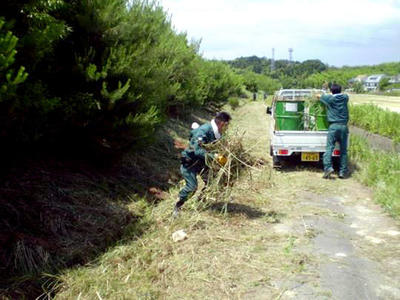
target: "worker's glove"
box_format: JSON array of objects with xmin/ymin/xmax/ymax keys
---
[{"xmin": 215, "ymin": 153, "xmax": 227, "ymax": 166}]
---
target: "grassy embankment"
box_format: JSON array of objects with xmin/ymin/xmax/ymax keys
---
[
  {"xmin": 349, "ymin": 103, "xmax": 400, "ymax": 143},
  {"xmin": 45, "ymin": 100, "xmax": 317, "ymax": 299},
  {"xmin": 0, "ymin": 107, "xmax": 211, "ymax": 298},
  {"xmin": 349, "ymin": 104, "xmax": 400, "ymax": 218},
  {"xmin": 5, "ymin": 97, "xmax": 398, "ymax": 298},
  {"xmin": 349, "ymin": 135, "xmax": 400, "ymax": 218}
]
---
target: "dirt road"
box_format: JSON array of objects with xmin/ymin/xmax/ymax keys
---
[{"xmin": 233, "ymin": 101, "xmax": 400, "ymax": 299}]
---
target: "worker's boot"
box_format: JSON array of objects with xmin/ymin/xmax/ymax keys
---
[
  {"xmin": 172, "ymin": 199, "xmax": 184, "ymax": 218},
  {"xmin": 172, "ymin": 206, "xmax": 179, "ymax": 218},
  {"xmin": 322, "ymin": 167, "xmax": 334, "ymax": 179}
]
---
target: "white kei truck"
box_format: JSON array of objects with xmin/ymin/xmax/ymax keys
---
[{"xmin": 266, "ymin": 89, "xmax": 342, "ymax": 167}]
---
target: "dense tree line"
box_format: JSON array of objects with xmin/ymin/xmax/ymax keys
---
[
  {"xmin": 226, "ymin": 56, "xmax": 400, "ymax": 90},
  {"xmin": 226, "ymin": 56, "xmax": 327, "ymax": 89},
  {"xmin": 235, "ymin": 69, "xmax": 279, "ymax": 94},
  {"xmin": 0, "ymin": 0, "xmax": 242, "ymax": 155},
  {"xmin": 4, "ymin": 0, "xmax": 398, "ymax": 157},
  {"xmin": 303, "ymin": 63, "xmax": 400, "ymax": 89}
]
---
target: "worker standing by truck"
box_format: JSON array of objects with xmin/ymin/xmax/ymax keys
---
[
  {"xmin": 318, "ymin": 84, "xmax": 349, "ymax": 179},
  {"xmin": 173, "ymin": 112, "xmax": 231, "ymax": 217}
]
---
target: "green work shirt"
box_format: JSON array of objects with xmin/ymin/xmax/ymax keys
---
[
  {"xmin": 182, "ymin": 123, "xmax": 217, "ymax": 168},
  {"xmin": 320, "ymin": 93, "xmax": 349, "ymax": 124}
]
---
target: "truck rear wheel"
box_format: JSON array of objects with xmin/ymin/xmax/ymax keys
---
[{"xmin": 272, "ymin": 155, "xmax": 281, "ymax": 168}]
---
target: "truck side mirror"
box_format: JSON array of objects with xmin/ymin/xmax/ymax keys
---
[{"xmin": 266, "ymin": 106, "xmax": 272, "ymax": 114}]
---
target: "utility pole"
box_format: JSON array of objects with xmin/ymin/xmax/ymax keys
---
[
  {"xmin": 271, "ymin": 48, "xmax": 275, "ymax": 72},
  {"xmin": 289, "ymin": 48, "xmax": 293, "ymax": 64}
]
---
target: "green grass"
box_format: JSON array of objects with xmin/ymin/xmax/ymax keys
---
[
  {"xmin": 350, "ymin": 135, "xmax": 400, "ymax": 218},
  {"xmin": 46, "ymin": 101, "xmax": 316, "ymax": 299},
  {"xmin": 9, "ymin": 100, "xmax": 399, "ymax": 298},
  {"xmin": 349, "ymin": 104, "xmax": 400, "ymax": 142}
]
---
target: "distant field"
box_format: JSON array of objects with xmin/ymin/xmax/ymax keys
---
[{"xmin": 349, "ymin": 93, "xmax": 400, "ymax": 113}]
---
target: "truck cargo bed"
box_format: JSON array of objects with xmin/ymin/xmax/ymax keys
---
[{"xmin": 271, "ymin": 130, "xmax": 328, "ymax": 155}]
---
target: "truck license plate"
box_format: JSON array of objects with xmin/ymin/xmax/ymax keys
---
[{"xmin": 301, "ymin": 152, "xmax": 319, "ymax": 162}]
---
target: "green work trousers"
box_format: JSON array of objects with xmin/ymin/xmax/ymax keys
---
[
  {"xmin": 323, "ymin": 123, "xmax": 348, "ymax": 174},
  {"xmin": 177, "ymin": 164, "xmax": 208, "ymax": 207}
]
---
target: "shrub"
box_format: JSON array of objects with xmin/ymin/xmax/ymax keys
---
[
  {"xmin": 228, "ymin": 97, "xmax": 239, "ymax": 110},
  {"xmin": 353, "ymin": 82, "xmax": 364, "ymax": 93},
  {"xmin": 0, "ymin": 0, "xmax": 68, "ymax": 146},
  {"xmin": 201, "ymin": 60, "xmax": 243, "ymax": 104},
  {"xmin": 0, "ymin": 1, "xmax": 244, "ymax": 153},
  {"xmin": 0, "ymin": 18, "xmax": 28, "ymax": 101}
]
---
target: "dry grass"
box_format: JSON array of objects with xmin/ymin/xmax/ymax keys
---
[
  {"xmin": 50, "ymin": 100, "xmax": 328, "ymax": 299},
  {"xmin": 54, "ymin": 168, "xmax": 308, "ymax": 299},
  {"xmin": 202, "ymin": 130, "xmax": 270, "ymax": 206},
  {"xmin": 350, "ymin": 93, "xmax": 400, "ymax": 113},
  {"xmin": 0, "ymin": 107, "xmax": 213, "ymax": 299},
  {"xmin": 6, "ymin": 99, "xmax": 398, "ymax": 299}
]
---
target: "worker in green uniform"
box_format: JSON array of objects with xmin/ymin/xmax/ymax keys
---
[
  {"xmin": 318, "ymin": 83, "xmax": 349, "ymax": 179},
  {"xmin": 173, "ymin": 112, "xmax": 231, "ymax": 217}
]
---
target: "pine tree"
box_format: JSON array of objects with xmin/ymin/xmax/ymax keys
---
[
  {"xmin": 0, "ymin": 18, "xmax": 28, "ymax": 102},
  {"xmin": 0, "ymin": 1, "xmax": 68, "ymax": 145}
]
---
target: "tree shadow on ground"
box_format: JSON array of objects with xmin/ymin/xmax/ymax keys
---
[
  {"xmin": 208, "ymin": 202, "xmax": 266, "ymax": 219},
  {"xmin": 275, "ymin": 156, "xmax": 357, "ymax": 180},
  {"xmin": 0, "ymin": 156, "xmax": 152, "ymax": 299},
  {"xmin": 274, "ymin": 156, "xmax": 324, "ymax": 173},
  {"xmin": 0, "ymin": 107, "xmax": 216, "ymax": 299}
]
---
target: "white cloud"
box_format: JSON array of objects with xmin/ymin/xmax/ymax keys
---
[
  {"xmin": 159, "ymin": 0, "xmax": 400, "ymax": 65},
  {"xmin": 162, "ymin": 0, "xmax": 400, "ymax": 28}
]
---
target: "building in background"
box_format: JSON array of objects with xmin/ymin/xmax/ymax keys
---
[
  {"xmin": 347, "ymin": 75, "xmax": 368, "ymax": 92},
  {"xmin": 363, "ymin": 74, "xmax": 387, "ymax": 92},
  {"xmin": 388, "ymin": 75, "xmax": 400, "ymax": 84}
]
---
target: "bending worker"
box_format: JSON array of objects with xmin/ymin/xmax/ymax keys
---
[
  {"xmin": 318, "ymin": 83, "xmax": 349, "ymax": 179},
  {"xmin": 173, "ymin": 111, "xmax": 231, "ymax": 217}
]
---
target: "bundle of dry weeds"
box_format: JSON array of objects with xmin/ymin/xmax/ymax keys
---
[{"xmin": 202, "ymin": 130, "xmax": 269, "ymax": 204}]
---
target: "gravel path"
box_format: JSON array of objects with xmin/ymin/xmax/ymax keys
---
[{"xmin": 243, "ymin": 102, "xmax": 400, "ymax": 299}]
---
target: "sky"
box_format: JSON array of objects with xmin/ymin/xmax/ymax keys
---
[{"xmin": 158, "ymin": 0, "xmax": 400, "ymax": 67}]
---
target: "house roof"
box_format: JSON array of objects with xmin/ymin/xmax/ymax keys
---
[
  {"xmin": 388, "ymin": 74, "xmax": 400, "ymax": 83},
  {"xmin": 348, "ymin": 74, "xmax": 368, "ymax": 83},
  {"xmin": 365, "ymin": 74, "xmax": 386, "ymax": 83},
  {"xmin": 355, "ymin": 74, "xmax": 368, "ymax": 80}
]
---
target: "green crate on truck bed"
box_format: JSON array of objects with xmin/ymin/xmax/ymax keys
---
[{"xmin": 275, "ymin": 101, "xmax": 304, "ymax": 130}]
